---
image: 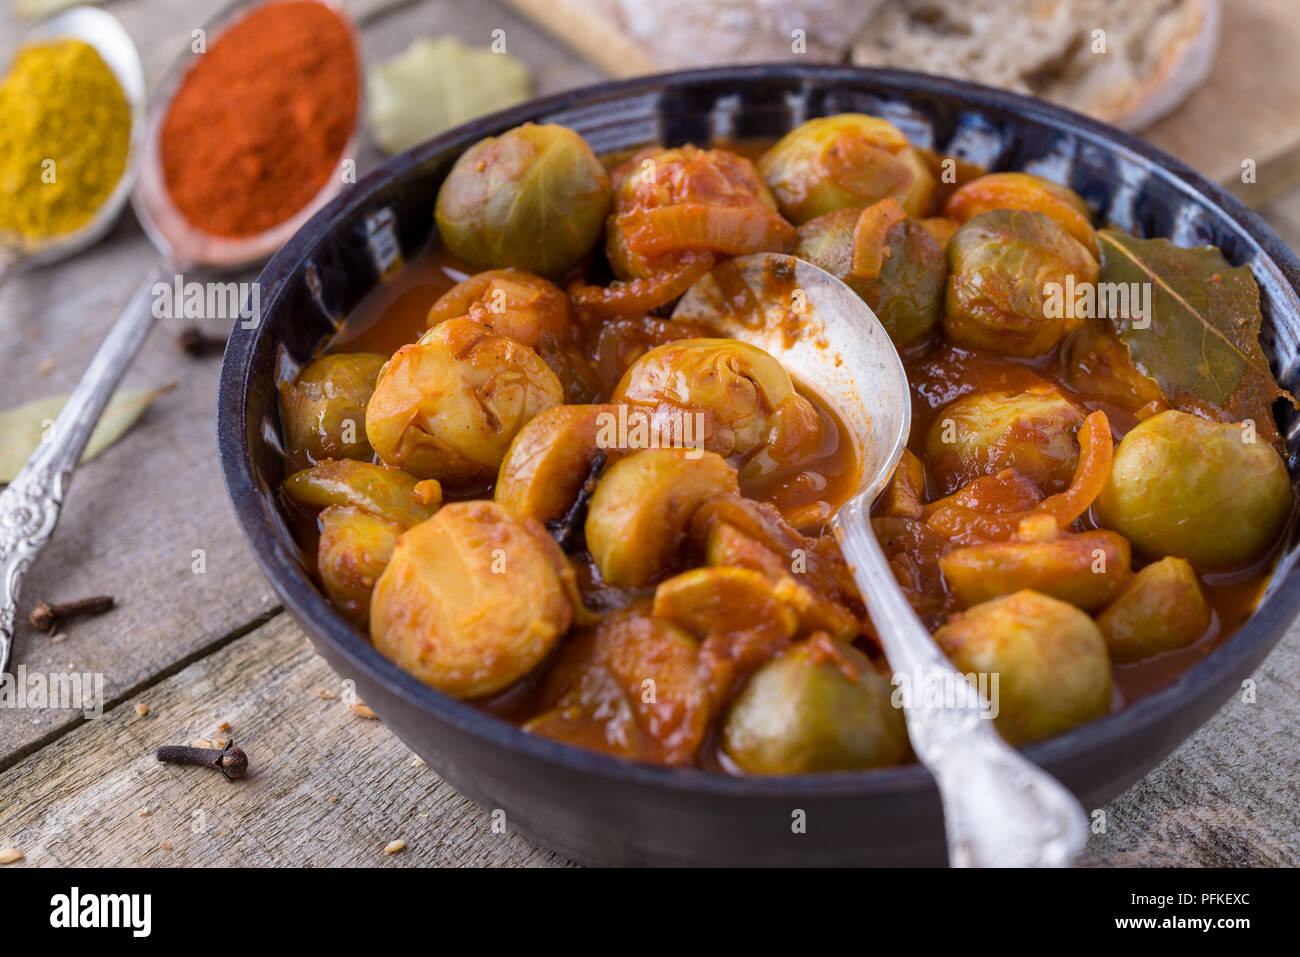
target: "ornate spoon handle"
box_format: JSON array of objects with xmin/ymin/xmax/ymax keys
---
[
  {"xmin": 833, "ymin": 497, "xmax": 1088, "ymax": 867},
  {"xmin": 0, "ymin": 263, "xmax": 169, "ymax": 672}
]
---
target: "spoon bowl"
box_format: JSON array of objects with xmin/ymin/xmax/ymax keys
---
[
  {"xmin": 672, "ymin": 252, "xmax": 910, "ymax": 503},
  {"xmin": 1, "ymin": 6, "xmax": 145, "ymax": 269},
  {"xmin": 674, "ymin": 252, "xmax": 1090, "ymax": 866}
]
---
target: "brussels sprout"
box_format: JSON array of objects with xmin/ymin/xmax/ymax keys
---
[
  {"xmin": 283, "ymin": 458, "xmax": 440, "ymax": 528},
  {"xmin": 757, "ymin": 114, "xmax": 935, "ymax": 224},
  {"xmin": 924, "ymin": 385, "xmax": 1085, "ymax": 495},
  {"xmin": 1095, "ymin": 410, "xmax": 1292, "ymax": 568},
  {"xmin": 427, "ymin": 268, "xmax": 573, "ymax": 347},
  {"xmin": 604, "ymin": 145, "xmax": 793, "ymax": 280},
  {"xmin": 945, "ymin": 210, "xmax": 1099, "ymax": 357},
  {"xmin": 943, "ymin": 172, "xmax": 1097, "ymax": 258},
  {"xmin": 722, "ymin": 640, "xmax": 908, "ymax": 774},
  {"xmin": 427, "ymin": 268, "xmax": 597, "ymax": 402},
  {"xmin": 365, "ymin": 317, "xmax": 563, "ymax": 486},
  {"xmin": 496, "ymin": 404, "xmax": 618, "ymax": 523},
  {"xmin": 279, "ymin": 353, "xmax": 387, "ymax": 462},
  {"xmin": 934, "ymin": 590, "xmax": 1112, "ymax": 745},
  {"xmin": 940, "ymin": 530, "xmax": 1133, "ymax": 611},
  {"xmin": 612, "ymin": 338, "xmax": 821, "ymax": 463},
  {"xmin": 585, "ymin": 448, "xmax": 738, "ymax": 586},
  {"xmin": 1097, "ymin": 557, "xmax": 1210, "ymax": 663},
  {"xmin": 316, "ymin": 505, "xmax": 402, "ymax": 626},
  {"xmin": 434, "ymin": 122, "xmax": 611, "ymax": 278},
  {"xmin": 370, "ymin": 500, "xmax": 576, "ymax": 698},
  {"xmin": 794, "ymin": 202, "xmax": 946, "ymax": 346}
]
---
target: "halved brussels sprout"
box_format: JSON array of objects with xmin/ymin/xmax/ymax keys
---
[
  {"xmin": 924, "ymin": 385, "xmax": 1086, "ymax": 495},
  {"xmin": 757, "ymin": 114, "xmax": 935, "ymax": 224},
  {"xmin": 722, "ymin": 639, "xmax": 908, "ymax": 774},
  {"xmin": 653, "ymin": 566, "xmax": 798, "ymax": 639},
  {"xmin": 369, "ymin": 500, "xmax": 576, "ymax": 698},
  {"xmin": 283, "ymin": 458, "xmax": 440, "ymax": 528},
  {"xmin": 1095, "ymin": 410, "xmax": 1292, "ymax": 568},
  {"xmin": 585, "ymin": 448, "xmax": 738, "ymax": 586},
  {"xmin": 940, "ymin": 529, "xmax": 1133, "ymax": 611},
  {"xmin": 316, "ymin": 505, "xmax": 402, "ymax": 626},
  {"xmin": 1097, "ymin": 556, "xmax": 1210, "ymax": 663},
  {"xmin": 279, "ymin": 353, "xmax": 387, "ymax": 462},
  {"xmin": 434, "ymin": 122, "xmax": 611, "ymax": 278},
  {"xmin": 495, "ymin": 404, "xmax": 618, "ymax": 523},
  {"xmin": 934, "ymin": 590, "xmax": 1112, "ymax": 745},
  {"xmin": 945, "ymin": 210, "xmax": 1099, "ymax": 357},
  {"xmin": 943, "ymin": 172, "xmax": 1097, "ymax": 258},
  {"xmin": 794, "ymin": 200, "xmax": 946, "ymax": 346},
  {"xmin": 612, "ymin": 338, "xmax": 821, "ymax": 463},
  {"xmin": 365, "ymin": 317, "xmax": 563, "ymax": 485}
]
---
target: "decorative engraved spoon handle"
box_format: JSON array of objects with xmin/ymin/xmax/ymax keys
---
[
  {"xmin": 0, "ymin": 263, "xmax": 168, "ymax": 672},
  {"xmin": 834, "ymin": 496, "xmax": 1089, "ymax": 867}
]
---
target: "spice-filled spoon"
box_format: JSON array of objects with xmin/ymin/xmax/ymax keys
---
[
  {"xmin": 674, "ymin": 253, "xmax": 1089, "ymax": 867},
  {"xmin": 0, "ymin": 0, "xmax": 362, "ymax": 672},
  {"xmin": 0, "ymin": 7, "xmax": 146, "ymax": 283}
]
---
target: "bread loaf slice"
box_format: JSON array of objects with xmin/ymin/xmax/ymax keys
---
[{"xmin": 851, "ymin": 0, "xmax": 1220, "ymax": 130}]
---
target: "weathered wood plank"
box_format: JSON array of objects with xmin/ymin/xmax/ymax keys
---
[
  {"xmin": 0, "ymin": 613, "xmax": 567, "ymax": 866},
  {"xmin": 0, "ymin": 609, "xmax": 1295, "ymax": 866}
]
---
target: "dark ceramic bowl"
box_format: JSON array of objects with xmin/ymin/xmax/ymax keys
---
[{"xmin": 218, "ymin": 65, "xmax": 1300, "ymax": 866}]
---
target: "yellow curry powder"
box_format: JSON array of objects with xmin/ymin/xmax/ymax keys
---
[{"xmin": 0, "ymin": 39, "xmax": 131, "ymax": 241}]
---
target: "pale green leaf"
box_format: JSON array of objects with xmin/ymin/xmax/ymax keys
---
[
  {"xmin": 367, "ymin": 36, "xmax": 531, "ymax": 156},
  {"xmin": 0, "ymin": 384, "xmax": 174, "ymax": 483}
]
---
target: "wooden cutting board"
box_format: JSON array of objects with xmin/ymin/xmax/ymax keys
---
[{"xmin": 1144, "ymin": 0, "xmax": 1300, "ymax": 206}]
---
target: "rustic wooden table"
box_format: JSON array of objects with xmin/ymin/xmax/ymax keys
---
[{"xmin": 1, "ymin": 0, "xmax": 1298, "ymax": 867}]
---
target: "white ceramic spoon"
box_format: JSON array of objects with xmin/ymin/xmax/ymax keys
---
[{"xmin": 674, "ymin": 252, "xmax": 1089, "ymax": 867}]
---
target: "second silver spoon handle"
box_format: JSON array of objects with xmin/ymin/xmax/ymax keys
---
[
  {"xmin": 0, "ymin": 261, "xmax": 170, "ymax": 673},
  {"xmin": 833, "ymin": 498, "xmax": 1089, "ymax": 867}
]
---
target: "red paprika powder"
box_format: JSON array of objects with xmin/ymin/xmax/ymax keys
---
[{"xmin": 160, "ymin": 0, "xmax": 359, "ymax": 238}]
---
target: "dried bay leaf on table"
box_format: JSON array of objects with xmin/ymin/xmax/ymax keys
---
[
  {"xmin": 367, "ymin": 36, "xmax": 531, "ymax": 156},
  {"xmin": 1097, "ymin": 229, "xmax": 1294, "ymax": 447},
  {"xmin": 0, "ymin": 384, "xmax": 174, "ymax": 483}
]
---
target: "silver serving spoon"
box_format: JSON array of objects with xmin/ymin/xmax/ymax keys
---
[
  {"xmin": 0, "ymin": 7, "xmax": 146, "ymax": 283},
  {"xmin": 674, "ymin": 252, "xmax": 1089, "ymax": 867},
  {"xmin": 0, "ymin": 0, "xmax": 362, "ymax": 671}
]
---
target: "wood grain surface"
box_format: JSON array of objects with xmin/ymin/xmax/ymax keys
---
[{"xmin": 1, "ymin": 0, "xmax": 1298, "ymax": 867}]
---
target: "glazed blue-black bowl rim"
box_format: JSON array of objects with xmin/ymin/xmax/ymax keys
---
[{"xmin": 217, "ymin": 63, "xmax": 1300, "ymax": 801}]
